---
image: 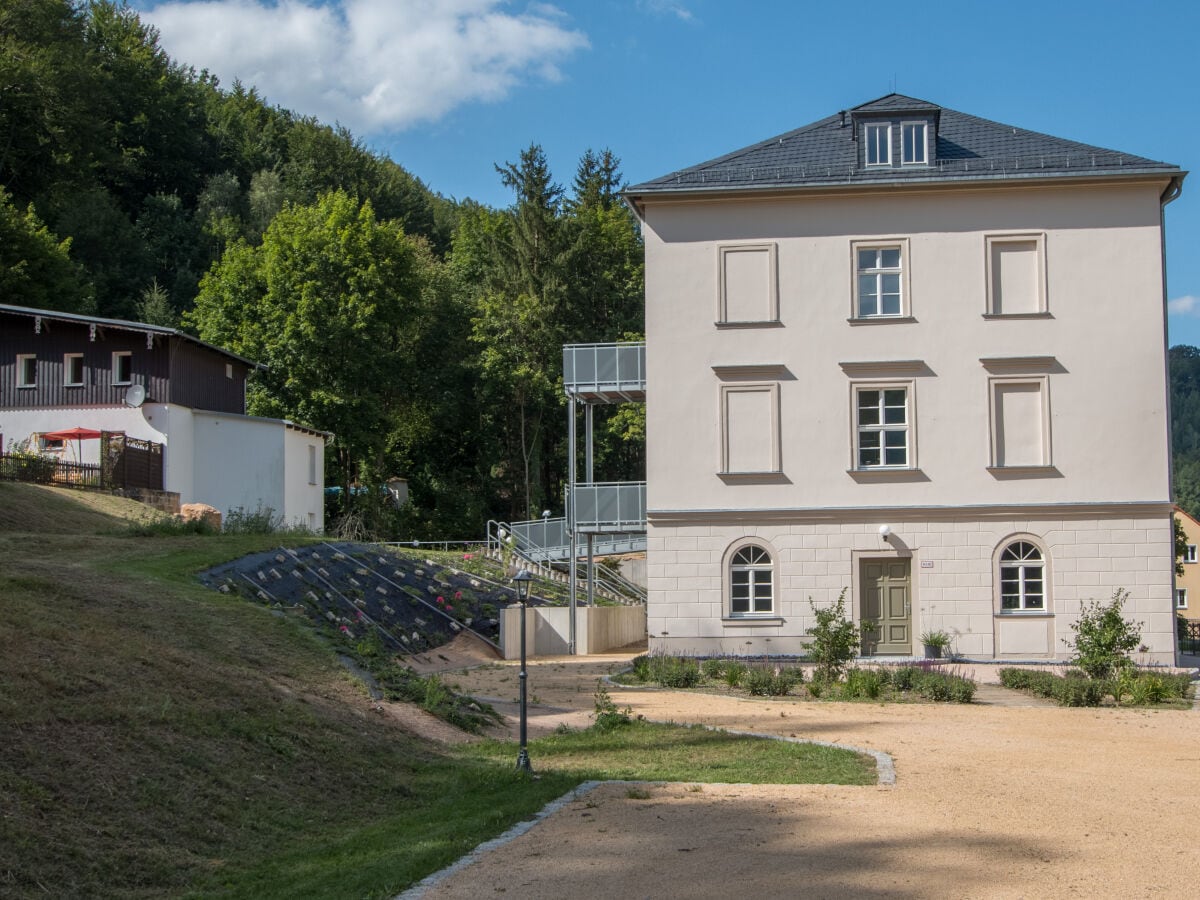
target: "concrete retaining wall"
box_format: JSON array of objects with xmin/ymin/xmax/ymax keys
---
[{"xmin": 499, "ymin": 605, "xmax": 647, "ymax": 659}]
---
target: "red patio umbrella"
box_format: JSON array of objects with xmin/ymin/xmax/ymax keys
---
[{"xmin": 43, "ymin": 427, "xmax": 102, "ymax": 462}]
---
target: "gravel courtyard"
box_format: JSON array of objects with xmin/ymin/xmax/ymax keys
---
[{"xmin": 410, "ymin": 654, "xmax": 1200, "ymax": 899}]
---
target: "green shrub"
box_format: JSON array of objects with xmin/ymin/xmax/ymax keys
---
[
  {"xmin": 631, "ymin": 655, "xmax": 651, "ymax": 682},
  {"xmin": 805, "ymin": 589, "xmax": 861, "ymax": 682},
  {"xmin": 1055, "ymin": 674, "xmax": 1104, "ymax": 707},
  {"xmin": 842, "ymin": 667, "xmax": 884, "ymax": 700},
  {"xmin": 1130, "ymin": 674, "xmax": 1170, "ymax": 705},
  {"xmin": 805, "ymin": 679, "xmax": 824, "ymax": 699},
  {"xmin": 701, "ymin": 659, "xmax": 725, "ymax": 681},
  {"xmin": 744, "ymin": 666, "xmax": 797, "ymax": 696},
  {"xmin": 1066, "ymin": 588, "xmax": 1143, "ymax": 680},
  {"xmin": 648, "ymin": 655, "xmax": 701, "ymax": 689},
  {"xmin": 890, "ymin": 666, "xmax": 919, "ymax": 692},
  {"xmin": 723, "ymin": 661, "xmax": 747, "ymax": 688},
  {"xmin": 123, "ymin": 514, "xmax": 217, "ymax": 537},
  {"xmin": 592, "ymin": 682, "xmax": 633, "ymax": 731},
  {"xmin": 912, "ymin": 669, "xmax": 976, "ymax": 703}
]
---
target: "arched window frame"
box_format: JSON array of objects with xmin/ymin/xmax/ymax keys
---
[
  {"xmin": 722, "ymin": 538, "xmax": 777, "ymax": 619},
  {"xmin": 992, "ymin": 535, "xmax": 1052, "ymax": 614}
]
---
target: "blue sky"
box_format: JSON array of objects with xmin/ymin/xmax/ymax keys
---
[{"xmin": 137, "ymin": 0, "xmax": 1200, "ymax": 344}]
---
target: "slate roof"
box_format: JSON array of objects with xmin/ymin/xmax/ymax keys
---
[{"xmin": 626, "ymin": 94, "xmax": 1182, "ymax": 196}]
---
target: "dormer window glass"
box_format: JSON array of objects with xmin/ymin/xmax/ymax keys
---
[
  {"xmin": 864, "ymin": 123, "xmax": 891, "ymax": 166},
  {"xmin": 902, "ymin": 122, "xmax": 928, "ymax": 165}
]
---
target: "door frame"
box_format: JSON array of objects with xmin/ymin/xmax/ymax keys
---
[{"xmin": 851, "ymin": 547, "xmax": 918, "ymax": 656}]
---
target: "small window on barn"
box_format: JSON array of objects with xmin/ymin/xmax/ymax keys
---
[
  {"xmin": 225, "ymin": 362, "xmax": 233, "ymax": 379},
  {"xmin": 112, "ymin": 351, "xmax": 132, "ymax": 385},
  {"xmin": 65, "ymin": 354, "xmax": 85, "ymax": 386},
  {"xmin": 17, "ymin": 354, "xmax": 37, "ymax": 388}
]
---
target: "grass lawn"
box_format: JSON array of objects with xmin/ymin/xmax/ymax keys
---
[{"xmin": 0, "ymin": 482, "xmax": 874, "ymax": 899}]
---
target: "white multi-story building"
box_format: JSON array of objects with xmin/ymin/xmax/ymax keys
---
[{"xmin": 624, "ymin": 94, "xmax": 1184, "ymax": 663}]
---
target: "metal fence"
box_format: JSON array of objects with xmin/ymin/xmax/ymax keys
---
[
  {"xmin": 0, "ymin": 453, "xmax": 102, "ymax": 488},
  {"xmin": 1181, "ymin": 619, "xmax": 1200, "ymax": 655},
  {"xmin": 570, "ymin": 481, "xmax": 647, "ymax": 533}
]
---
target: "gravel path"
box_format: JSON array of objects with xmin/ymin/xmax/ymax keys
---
[{"xmin": 410, "ymin": 654, "xmax": 1200, "ymax": 899}]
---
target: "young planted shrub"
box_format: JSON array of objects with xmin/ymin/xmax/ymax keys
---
[
  {"xmin": 744, "ymin": 666, "xmax": 798, "ymax": 696},
  {"xmin": 805, "ymin": 589, "xmax": 861, "ymax": 682},
  {"xmin": 701, "ymin": 659, "xmax": 726, "ymax": 681},
  {"xmin": 842, "ymin": 667, "xmax": 885, "ymax": 700},
  {"xmin": 723, "ymin": 660, "xmax": 747, "ymax": 688},
  {"xmin": 592, "ymin": 682, "xmax": 633, "ymax": 731},
  {"xmin": 1066, "ymin": 588, "xmax": 1143, "ymax": 680},
  {"xmin": 649, "ymin": 655, "xmax": 701, "ymax": 689}
]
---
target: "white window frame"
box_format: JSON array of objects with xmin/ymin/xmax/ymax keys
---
[
  {"xmin": 64, "ymin": 353, "xmax": 85, "ymax": 387},
  {"xmin": 851, "ymin": 239, "xmax": 909, "ymax": 319},
  {"xmin": 1177, "ymin": 588, "xmax": 1189, "ymax": 610},
  {"xmin": 16, "ymin": 354, "xmax": 37, "ymax": 388},
  {"xmin": 725, "ymin": 541, "xmax": 776, "ymax": 618},
  {"xmin": 716, "ymin": 242, "xmax": 779, "ymax": 325},
  {"xmin": 996, "ymin": 538, "xmax": 1048, "ymax": 613},
  {"xmin": 852, "ymin": 381, "xmax": 914, "ymax": 471},
  {"xmin": 864, "ymin": 123, "xmax": 891, "ymax": 166},
  {"xmin": 987, "ymin": 375, "xmax": 1052, "ymax": 470},
  {"xmin": 901, "ymin": 121, "xmax": 928, "ymax": 165},
  {"xmin": 1187, "ymin": 544, "xmax": 1198, "ymax": 564},
  {"xmin": 112, "ymin": 351, "xmax": 132, "ymax": 385},
  {"xmin": 984, "ymin": 233, "xmax": 1047, "ymax": 316}
]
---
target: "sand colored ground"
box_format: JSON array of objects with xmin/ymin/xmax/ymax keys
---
[{"xmin": 407, "ymin": 653, "xmax": 1200, "ymax": 899}]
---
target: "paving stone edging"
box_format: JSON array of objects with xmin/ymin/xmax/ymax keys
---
[{"xmin": 396, "ymin": 702, "xmax": 896, "ymax": 899}]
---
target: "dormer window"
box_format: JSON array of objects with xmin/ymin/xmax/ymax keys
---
[
  {"xmin": 902, "ymin": 122, "xmax": 928, "ymax": 165},
  {"xmin": 864, "ymin": 123, "xmax": 891, "ymax": 166}
]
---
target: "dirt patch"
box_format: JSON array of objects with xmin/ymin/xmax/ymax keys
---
[
  {"xmin": 415, "ymin": 653, "xmax": 1200, "ymax": 899},
  {"xmin": 401, "ymin": 632, "xmax": 502, "ymax": 674}
]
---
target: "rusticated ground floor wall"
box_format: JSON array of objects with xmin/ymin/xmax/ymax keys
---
[{"xmin": 646, "ymin": 503, "xmax": 1176, "ymax": 665}]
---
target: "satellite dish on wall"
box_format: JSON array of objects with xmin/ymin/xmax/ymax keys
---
[{"xmin": 124, "ymin": 384, "xmax": 147, "ymax": 408}]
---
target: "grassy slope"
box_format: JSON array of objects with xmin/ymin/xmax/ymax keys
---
[{"xmin": 0, "ymin": 483, "xmax": 874, "ymax": 899}]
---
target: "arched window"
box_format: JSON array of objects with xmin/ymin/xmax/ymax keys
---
[
  {"xmin": 999, "ymin": 540, "xmax": 1045, "ymax": 611},
  {"xmin": 730, "ymin": 545, "xmax": 773, "ymax": 615}
]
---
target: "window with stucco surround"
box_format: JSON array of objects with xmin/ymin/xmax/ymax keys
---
[
  {"xmin": 1176, "ymin": 588, "xmax": 1189, "ymax": 610},
  {"xmin": 851, "ymin": 239, "xmax": 910, "ymax": 321},
  {"xmin": 981, "ymin": 358, "xmax": 1057, "ymax": 475},
  {"xmin": 713, "ymin": 364, "xmax": 787, "ymax": 483},
  {"xmin": 17, "ymin": 354, "xmax": 36, "ymax": 388},
  {"xmin": 853, "ymin": 383, "xmax": 913, "ymax": 470},
  {"xmin": 723, "ymin": 541, "xmax": 778, "ymax": 619},
  {"xmin": 717, "ymin": 243, "xmax": 779, "ymax": 326},
  {"xmin": 984, "ymin": 234, "xmax": 1047, "ymax": 317},
  {"xmin": 1185, "ymin": 544, "xmax": 1197, "ymax": 564},
  {"xmin": 993, "ymin": 537, "xmax": 1051, "ymax": 614}
]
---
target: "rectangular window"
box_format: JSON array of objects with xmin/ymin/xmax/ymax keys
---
[
  {"xmin": 112, "ymin": 351, "xmax": 132, "ymax": 385},
  {"xmin": 986, "ymin": 234, "xmax": 1046, "ymax": 315},
  {"xmin": 308, "ymin": 445, "xmax": 318, "ymax": 485},
  {"xmin": 855, "ymin": 386, "xmax": 909, "ymax": 469},
  {"xmin": 16, "ymin": 354, "xmax": 37, "ymax": 388},
  {"xmin": 1187, "ymin": 544, "xmax": 1198, "ymax": 564},
  {"xmin": 901, "ymin": 122, "xmax": 927, "ymax": 164},
  {"xmin": 1177, "ymin": 588, "xmax": 1189, "ymax": 610},
  {"xmin": 65, "ymin": 354, "xmax": 84, "ymax": 386},
  {"xmin": 717, "ymin": 243, "xmax": 779, "ymax": 324},
  {"xmin": 989, "ymin": 377, "xmax": 1050, "ymax": 468},
  {"xmin": 854, "ymin": 243, "xmax": 905, "ymax": 318},
  {"xmin": 864, "ymin": 123, "xmax": 890, "ymax": 165},
  {"xmin": 39, "ymin": 435, "xmax": 64, "ymax": 452},
  {"xmin": 225, "ymin": 362, "xmax": 234, "ymax": 379},
  {"xmin": 720, "ymin": 383, "xmax": 780, "ymax": 474}
]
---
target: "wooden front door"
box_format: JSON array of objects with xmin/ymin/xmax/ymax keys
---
[{"xmin": 861, "ymin": 559, "xmax": 911, "ymax": 656}]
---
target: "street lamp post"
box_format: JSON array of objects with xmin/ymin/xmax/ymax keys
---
[{"xmin": 512, "ymin": 568, "xmax": 534, "ymax": 774}]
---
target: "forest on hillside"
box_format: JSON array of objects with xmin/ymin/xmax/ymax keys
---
[{"xmin": 0, "ymin": 0, "xmax": 644, "ymax": 537}]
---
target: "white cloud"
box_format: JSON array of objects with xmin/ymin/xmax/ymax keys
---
[
  {"xmin": 637, "ymin": 0, "xmax": 694, "ymax": 22},
  {"xmin": 141, "ymin": 0, "xmax": 588, "ymax": 133},
  {"xmin": 1170, "ymin": 295, "xmax": 1200, "ymax": 316}
]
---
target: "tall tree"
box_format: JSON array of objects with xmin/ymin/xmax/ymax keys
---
[
  {"xmin": 189, "ymin": 191, "xmax": 440, "ymax": 503},
  {"xmin": 0, "ymin": 186, "xmax": 93, "ymax": 312}
]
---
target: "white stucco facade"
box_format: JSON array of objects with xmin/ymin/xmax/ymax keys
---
[
  {"xmin": 637, "ymin": 178, "xmax": 1179, "ymax": 664},
  {"xmin": 0, "ymin": 404, "xmax": 325, "ymax": 531}
]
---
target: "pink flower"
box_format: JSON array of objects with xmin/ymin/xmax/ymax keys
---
[
  {"xmin": 463, "ymin": 553, "xmax": 473, "ymax": 560},
  {"xmin": 446, "ymin": 604, "xmax": 454, "ymax": 611},
  {"xmin": 454, "ymin": 591, "xmax": 462, "ymax": 600},
  {"xmin": 436, "ymin": 596, "xmax": 445, "ymax": 605},
  {"xmin": 339, "ymin": 625, "xmax": 350, "ymax": 634}
]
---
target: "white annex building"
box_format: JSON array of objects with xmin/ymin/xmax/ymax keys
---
[
  {"xmin": 624, "ymin": 94, "xmax": 1184, "ymax": 663},
  {"xmin": 0, "ymin": 304, "xmax": 327, "ymax": 531}
]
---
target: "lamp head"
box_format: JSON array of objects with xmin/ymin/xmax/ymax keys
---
[
  {"xmin": 512, "ymin": 568, "xmax": 533, "ymax": 602},
  {"xmin": 879, "ymin": 525, "xmax": 891, "ymax": 539}
]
